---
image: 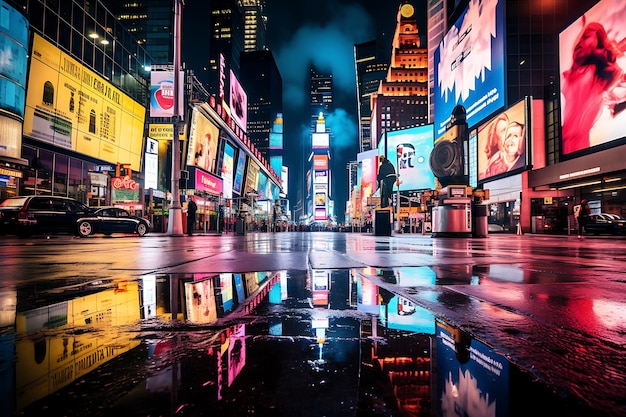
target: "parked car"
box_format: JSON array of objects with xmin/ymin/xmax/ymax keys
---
[
  {"xmin": 76, "ymin": 207, "xmax": 150, "ymax": 237},
  {"xmin": 0, "ymin": 195, "xmax": 93, "ymax": 236},
  {"xmin": 488, "ymin": 223, "xmax": 505, "ymax": 232},
  {"xmin": 584, "ymin": 213, "xmax": 626, "ymax": 235}
]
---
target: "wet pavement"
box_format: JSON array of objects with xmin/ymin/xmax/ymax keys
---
[{"xmin": 1, "ymin": 231, "xmax": 625, "ymax": 416}]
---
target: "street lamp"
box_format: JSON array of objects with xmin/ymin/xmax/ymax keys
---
[{"xmin": 167, "ymin": 0, "xmax": 184, "ymax": 235}]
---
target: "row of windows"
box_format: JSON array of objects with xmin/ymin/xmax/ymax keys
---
[{"xmin": 27, "ymin": 0, "xmax": 151, "ymax": 105}]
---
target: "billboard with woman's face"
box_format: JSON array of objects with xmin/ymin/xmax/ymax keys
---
[
  {"xmin": 477, "ymin": 99, "xmax": 527, "ymax": 182},
  {"xmin": 186, "ymin": 107, "xmax": 219, "ymax": 173},
  {"xmin": 559, "ymin": 0, "xmax": 626, "ymax": 155}
]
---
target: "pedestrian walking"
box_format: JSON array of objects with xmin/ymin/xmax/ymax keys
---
[
  {"xmin": 187, "ymin": 197, "xmax": 198, "ymax": 236},
  {"xmin": 574, "ymin": 199, "xmax": 590, "ymax": 237}
]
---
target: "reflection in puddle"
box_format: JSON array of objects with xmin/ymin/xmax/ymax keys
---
[{"xmin": 2, "ymin": 268, "xmax": 596, "ymax": 416}]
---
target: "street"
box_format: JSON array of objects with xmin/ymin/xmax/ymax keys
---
[{"xmin": 1, "ymin": 231, "xmax": 625, "ymax": 417}]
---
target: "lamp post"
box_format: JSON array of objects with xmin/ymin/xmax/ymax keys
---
[{"xmin": 167, "ymin": 0, "xmax": 184, "ymax": 235}]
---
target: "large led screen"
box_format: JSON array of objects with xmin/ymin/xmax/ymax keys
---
[
  {"xmin": 379, "ymin": 125, "xmax": 436, "ymax": 191},
  {"xmin": 229, "ymin": 70, "xmax": 247, "ymax": 131},
  {"xmin": 232, "ymin": 149, "xmax": 246, "ymax": 195},
  {"xmin": 434, "ymin": 0, "xmax": 505, "ymax": 136},
  {"xmin": 24, "ymin": 34, "xmax": 146, "ymax": 170},
  {"xmin": 477, "ymin": 99, "xmax": 528, "ymax": 181},
  {"xmin": 0, "ymin": 0, "xmax": 28, "ymax": 118},
  {"xmin": 186, "ymin": 107, "xmax": 219, "ymax": 173},
  {"xmin": 357, "ymin": 149, "xmax": 378, "ymax": 214},
  {"xmin": 559, "ymin": 0, "xmax": 626, "ymax": 155},
  {"xmin": 221, "ymin": 142, "xmax": 235, "ymax": 199}
]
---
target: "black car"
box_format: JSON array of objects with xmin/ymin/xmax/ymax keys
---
[
  {"xmin": 584, "ymin": 213, "xmax": 626, "ymax": 235},
  {"xmin": 76, "ymin": 207, "xmax": 150, "ymax": 237},
  {"xmin": 0, "ymin": 195, "xmax": 94, "ymax": 236}
]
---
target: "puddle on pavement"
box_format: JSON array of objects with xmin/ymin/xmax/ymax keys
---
[{"xmin": 3, "ymin": 267, "xmax": 601, "ymax": 417}]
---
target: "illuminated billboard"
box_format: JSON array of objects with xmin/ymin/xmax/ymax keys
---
[
  {"xmin": 358, "ymin": 150, "xmax": 378, "ymax": 213},
  {"xmin": 0, "ymin": 0, "xmax": 28, "ymax": 118},
  {"xmin": 245, "ymin": 159, "xmax": 260, "ymax": 194},
  {"xmin": 477, "ymin": 99, "xmax": 528, "ymax": 181},
  {"xmin": 24, "ymin": 34, "xmax": 146, "ymax": 170},
  {"xmin": 232, "ymin": 149, "xmax": 246, "ymax": 195},
  {"xmin": 312, "ymin": 132, "xmax": 329, "ymax": 149},
  {"xmin": 433, "ymin": 0, "xmax": 505, "ymax": 136},
  {"xmin": 229, "ymin": 70, "xmax": 247, "ymax": 131},
  {"xmin": 380, "ymin": 125, "xmax": 436, "ymax": 191},
  {"xmin": 186, "ymin": 107, "xmax": 220, "ymax": 173},
  {"xmin": 313, "ymin": 154, "xmax": 328, "ymax": 171},
  {"xmin": 559, "ymin": 0, "xmax": 626, "ymax": 155},
  {"xmin": 221, "ymin": 142, "xmax": 235, "ymax": 199},
  {"xmin": 150, "ymin": 70, "xmax": 184, "ymax": 118}
]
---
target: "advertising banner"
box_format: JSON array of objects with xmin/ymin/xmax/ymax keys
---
[
  {"xmin": 189, "ymin": 167, "xmax": 223, "ymax": 195},
  {"xmin": 381, "ymin": 125, "xmax": 436, "ymax": 191},
  {"xmin": 221, "ymin": 142, "xmax": 235, "ymax": 199},
  {"xmin": 23, "ymin": 34, "xmax": 145, "ymax": 170},
  {"xmin": 150, "ymin": 70, "xmax": 183, "ymax": 118},
  {"xmin": 434, "ymin": 0, "xmax": 505, "ymax": 135},
  {"xmin": 232, "ymin": 150, "xmax": 246, "ymax": 195},
  {"xmin": 245, "ymin": 159, "xmax": 260, "ymax": 194},
  {"xmin": 229, "ymin": 70, "xmax": 247, "ymax": 132},
  {"xmin": 559, "ymin": 0, "xmax": 626, "ymax": 155},
  {"xmin": 186, "ymin": 107, "xmax": 220, "ymax": 173},
  {"xmin": 477, "ymin": 99, "xmax": 527, "ymax": 181},
  {"xmin": 0, "ymin": 0, "xmax": 28, "ymax": 118}
]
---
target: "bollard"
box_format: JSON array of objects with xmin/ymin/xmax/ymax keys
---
[{"xmin": 516, "ymin": 222, "xmax": 522, "ymax": 235}]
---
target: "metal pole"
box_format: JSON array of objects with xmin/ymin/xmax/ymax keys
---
[{"xmin": 167, "ymin": 0, "xmax": 184, "ymax": 235}]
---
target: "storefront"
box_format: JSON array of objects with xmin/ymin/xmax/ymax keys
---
[{"xmin": 528, "ymin": 144, "xmax": 626, "ymax": 233}]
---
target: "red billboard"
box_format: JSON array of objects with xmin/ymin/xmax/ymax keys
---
[{"xmin": 559, "ymin": 0, "xmax": 626, "ymax": 155}]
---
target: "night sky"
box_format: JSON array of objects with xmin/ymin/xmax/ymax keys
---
[{"xmin": 264, "ymin": 0, "xmax": 427, "ymax": 220}]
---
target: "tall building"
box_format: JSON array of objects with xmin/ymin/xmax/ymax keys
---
[
  {"xmin": 309, "ymin": 66, "xmax": 333, "ymax": 131},
  {"xmin": 240, "ymin": 50, "xmax": 283, "ymax": 169},
  {"xmin": 107, "ymin": 0, "xmax": 173, "ymax": 66},
  {"xmin": 426, "ymin": 0, "xmax": 447, "ymax": 124},
  {"xmin": 207, "ymin": 0, "xmax": 245, "ymax": 99},
  {"xmin": 354, "ymin": 40, "xmax": 388, "ymax": 152},
  {"xmin": 370, "ymin": 1, "xmax": 429, "ymax": 148},
  {"xmin": 239, "ymin": 0, "xmax": 267, "ymax": 51},
  {"xmin": 307, "ymin": 113, "xmax": 333, "ymax": 225},
  {"xmin": 3, "ymin": 0, "xmax": 151, "ymax": 205}
]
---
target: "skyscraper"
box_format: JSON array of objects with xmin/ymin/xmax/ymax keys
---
[
  {"xmin": 370, "ymin": 1, "xmax": 429, "ymax": 147},
  {"xmin": 354, "ymin": 40, "xmax": 389, "ymax": 152},
  {"xmin": 240, "ymin": 50, "xmax": 283, "ymax": 167},
  {"xmin": 309, "ymin": 66, "xmax": 333, "ymax": 131},
  {"xmin": 107, "ymin": 0, "xmax": 173, "ymax": 66},
  {"xmin": 239, "ymin": 0, "xmax": 267, "ymax": 51}
]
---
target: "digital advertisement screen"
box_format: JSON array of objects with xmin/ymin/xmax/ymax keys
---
[
  {"xmin": 358, "ymin": 150, "xmax": 378, "ymax": 213},
  {"xmin": 221, "ymin": 142, "xmax": 235, "ymax": 199},
  {"xmin": 24, "ymin": 34, "xmax": 146, "ymax": 170},
  {"xmin": 186, "ymin": 107, "xmax": 220, "ymax": 173},
  {"xmin": 380, "ymin": 125, "xmax": 436, "ymax": 191},
  {"xmin": 434, "ymin": 0, "xmax": 505, "ymax": 136},
  {"xmin": 245, "ymin": 159, "xmax": 260, "ymax": 194},
  {"xmin": 232, "ymin": 149, "xmax": 246, "ymax": 195},
  {"xmin": 477, "ymin": 99, "xmax": 528, "ymax": 181},
  {"xmin": 559, "ymin": 0, "xmax": 626, "ymax": 155},
  {"xmin": 229, "ymin": 70, "xmax": 247, "ymax": 132},
  {"xmin": 150, "ymin": 70, "xmax": 184, "ymax": 118},
  {"xmin": 0, "ymin": 0, "xmax": 28, "ymax": 118}
]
